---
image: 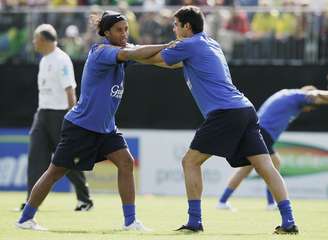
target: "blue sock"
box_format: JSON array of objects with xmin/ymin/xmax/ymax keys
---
[
  {"xmin": 219, "ymin": 187, "xmax": 234, "ymax": 203},
  {"xmin": 19, "ymin": 203, "xmax": 37, "ymax": 223},
  {"xmin": 278, "ymin": 200, "xmax": 295, "ymax": 229},
  {"xmin": 187, "ymin": 200, "xmax": 201, "ymax": 228},
  {"xmin": 122, "ymin": 204, "xmax": 135, "ymax": 226},
  {"xmin": 266, "ymin": 188, "xmax": 275, "ymax": 205}
]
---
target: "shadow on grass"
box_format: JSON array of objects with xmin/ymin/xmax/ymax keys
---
[
  {"xmin": 150, "ymin": 232, "xmax": 268, "ymax": 237},
  {"xmin": 49, "ymin": 230, "xmax": 91, "ymax": 234},
  {"xmin": 219, "ymin": 232, "xmax": 269, "ymax": 236},
  {"xmin": 49, "ymin": 230, "xmax": 220, "ymax": 236},
  {"xmin": 49, "ymin": 229, "xmax": 267, "ymax": 237},
  {"xmin": 49, "ymin": 229, "xmax": 124, "ymax": 234}
]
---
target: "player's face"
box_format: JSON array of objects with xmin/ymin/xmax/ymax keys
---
[
  {"xmin": 173, "ymin": 17, "xmax": 189, "ymax": 39},
  {"xmin": 33, "ymin": 33, "xmax": 46, "ymax": 53},
  {"xmin": 173, "ymin": 18, "xmax": 183, "ymax": 39},
  {"xmin": 107, "ymin": 20, "xmax": 129, "ymax": 47}
]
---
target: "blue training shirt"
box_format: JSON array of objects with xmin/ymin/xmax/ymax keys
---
[
  {"xmin": 258, "ymin": 89, "xmax": 313, "ymax": 141},
  {"xmin": 65, "ymin": 40, "xmax": 125, "ymax": 133},
  {"xmin": 160, "ymin": 32, "xmax": 252, "ymax": 117}
]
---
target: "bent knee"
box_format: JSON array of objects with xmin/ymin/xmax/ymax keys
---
[
  {"xmin": 182, "ymin": 156, "xmax": 201, "ymax": 168},
  {"xmin": 271, "ymin": 154, "xmax": 281, "ymax": 169},
  {"xmin": 117, "ymin": 157, "xmax": 134, "ymax": 172},
  {"xmin": 46, "ymin": 166, "xmax": 67, "ymax": 182}
]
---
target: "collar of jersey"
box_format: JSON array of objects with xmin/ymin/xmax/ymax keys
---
[
  {"xmin": 193, "ymin": 31, "xmax": 205, "ymax": 38},
  {"xmin": 103, "ymin": 39, "xmax": 111, "ymax": 45}
]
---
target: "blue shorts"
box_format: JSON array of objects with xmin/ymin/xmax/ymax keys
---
[
  {"xmin": 260, "ymin": 127, "xmax": 275, "ymax": 155},
  {"xmin": 190, "ymin": 107, "xmax": 269, "ymax": 167},
  {"xmin": 52, "ymin": 120, "xmax": 128, "ymax": 171}
]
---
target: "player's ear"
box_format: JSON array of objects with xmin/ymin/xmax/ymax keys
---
[
  {"xmin": 104, "ymin": 30, "xmax": 111, "ymax": 38},
  {"xmin": 185, "ymin": 22, "xmax": 192, "ymax": 31}
]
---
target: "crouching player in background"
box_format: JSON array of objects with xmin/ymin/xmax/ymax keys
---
[{"xmin": 218, "ymin": 86, "xmax": 328, "ymax": 210}]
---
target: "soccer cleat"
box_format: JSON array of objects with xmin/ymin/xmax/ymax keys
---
[
  {"xmin": 175, "ymin": 224, "xmax": 204, "ymax": 232},
  {"xmin": 74, "ymin": 200, "xmax": 94, "ymax": 211},
  {"xmin": 216, "ymin": 202, "xmax": 236, "ymax": 211},
  {"xmin": 273, "ymin": 225, "xmax": 299, "ymax": 235},
  {"xmin": 15, "ymin": 219, "xmax": 48, "ymax": 231},
  {"xmin": 266, "ymin": 204, "xmax": 278, "ymax": 211},
  {"xmin": 122, "ymin": 219, "xmax": 152, "ymax": 232}
]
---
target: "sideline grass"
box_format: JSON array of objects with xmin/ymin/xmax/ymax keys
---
[{"xmin": 1, "ymin": 192, "xmax": 327, "ymax": 240}]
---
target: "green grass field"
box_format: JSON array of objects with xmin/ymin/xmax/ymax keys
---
[{"xmin": 1, "ymin": 192, "xmax": 327, "ymax": 240}]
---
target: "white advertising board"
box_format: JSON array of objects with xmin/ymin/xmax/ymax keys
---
[{"xmin": 122, "ymin": 130, "xmax": 328, "ymax": 199}]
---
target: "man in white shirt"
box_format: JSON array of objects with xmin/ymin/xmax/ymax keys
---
[{"xmin": 19, "ymin": 24, "xmax": 93, "ymax": 211}]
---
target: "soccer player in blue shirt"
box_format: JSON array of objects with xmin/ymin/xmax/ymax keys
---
[
  {"xmin": 218, "ymin": 86, "xmax": 328, "ymax": 210},
  {"xmin": 142, "ymin": 5, "xmax": 302, "ymax": 234},
  {"xmin": 16, "ymin": 11, "xmax": 173, "ymax": 231}
]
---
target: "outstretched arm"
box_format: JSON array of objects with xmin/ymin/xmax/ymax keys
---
[
  {"xmin": 308, "ymin": 90, "xmax": 328, "ymax": 104},
  {"xmin": 137, "ymin": 52, "xmax": 183, "ymax": 69},
  {"xmin": 117, "ymin": 44, "xmax": 170, "ymax": 62}
]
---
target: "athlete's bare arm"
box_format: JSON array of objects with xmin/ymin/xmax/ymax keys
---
[
  {"xmin": 138, "ymin": 52, "xmax": 183, "ymax": 69},
  {"xmin": 117, "ymin": 44, "xmax": 170, "ymax": 62},
  {"xmin": 65, "ymin": 86, "xmax": 76, "ymax": 109},
  {"xmin": 307, "ymin": 90, "xmax": 328, "ymax": 104}
]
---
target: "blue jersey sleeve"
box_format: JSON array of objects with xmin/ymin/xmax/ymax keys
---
[
  {"xmin": 95, "ymin": 46, "xmax": 120, "ymax": 65},
  {"xmin": 294, "ymin": 92, "xmax": 314, "ymax": 106},
  {"xmin": 160, "ymin": 41, "xmax": 191, "ymax": 65}
]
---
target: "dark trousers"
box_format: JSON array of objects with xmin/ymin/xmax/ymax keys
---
[{"xmin": 27, "ymin": 109, "xmax": 91, "ymax": 203}]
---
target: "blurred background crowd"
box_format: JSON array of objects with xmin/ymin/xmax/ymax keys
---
[{"xmin": 0, "ymin": 0, "xmax": 328, "ymax": 64}]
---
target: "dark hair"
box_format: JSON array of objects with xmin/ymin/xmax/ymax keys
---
[
  {"xmin": 174, "ymin": 6, "xmax": 204, "ymax": 34},
  {"xmin": 97, "ymin": 11, "xmax": 127, "ymax": 36},
  {"xmin": 40, "ymin": 30, "xmax": 57, "ymax": 42}
]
